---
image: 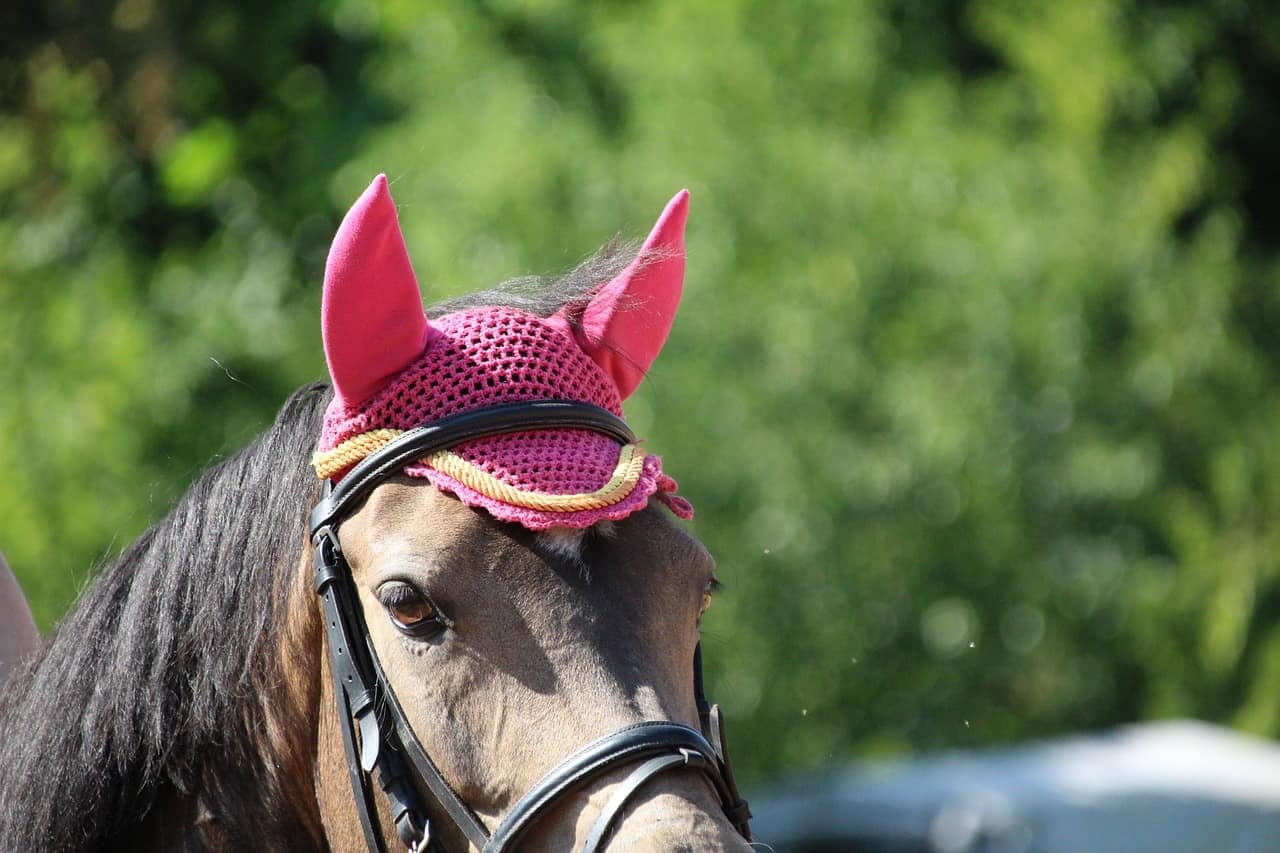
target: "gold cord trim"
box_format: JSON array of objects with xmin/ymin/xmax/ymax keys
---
[
  {"xmin": 312, "ymin": 431, "xmax": 645, "ymax": 512},
  {"xmin": 312, "ymin": 429, "xmax": 403, "ymax": 479}
]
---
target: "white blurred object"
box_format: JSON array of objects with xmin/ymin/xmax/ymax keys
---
[{"xmin": 750, "ymin": 720, "xmax": 1280, "ymax": 852}]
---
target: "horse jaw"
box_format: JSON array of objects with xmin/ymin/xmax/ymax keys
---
[{"xmin": 322, "ymin": 481, "xmax": 750, "ymax": 851}]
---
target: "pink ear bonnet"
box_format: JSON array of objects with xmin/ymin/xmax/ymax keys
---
[{"xmin": 312, "ymin": 175, "xmax": 693, "ymax": 529}]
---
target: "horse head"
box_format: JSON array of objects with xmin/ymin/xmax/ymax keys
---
[{"xmin": 308, "ymin": 176, "xmax": 751, "ymax": 851}]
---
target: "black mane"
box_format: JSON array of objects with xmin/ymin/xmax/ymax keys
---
[
  {"xmin": 428, "ymin": 237, "xmax": 642, "ymax": 318},
  {"xmin": 0, "ymin": 383, "xmax": 329, "ymax": 851}
]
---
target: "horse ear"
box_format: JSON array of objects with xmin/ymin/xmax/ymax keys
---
[
  {"xmin": 322, "ymin": 174, "xmax": 431, "ymax": 410},
  {"xmin": 556, "ymin": 190, "xmax": 689, "ymax": 400}
]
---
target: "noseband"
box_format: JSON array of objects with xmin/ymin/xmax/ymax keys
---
[{"xmin": 309, "ymin": 401, "xmax": 752, "ymax": 852}]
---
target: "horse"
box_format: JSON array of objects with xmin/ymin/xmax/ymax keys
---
[{"xmin": 0, "ymin": 176, "xmax": 753, "ymax": 852}]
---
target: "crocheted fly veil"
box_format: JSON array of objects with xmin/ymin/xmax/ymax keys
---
[{"xmin": 312, "ymin": 175, "xmax": 694, "ymax": 530}]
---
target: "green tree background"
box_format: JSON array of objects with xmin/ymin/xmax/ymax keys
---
[{"xmin": 2, "ymin": 0, "xmax": 1278, "ymax": 784}]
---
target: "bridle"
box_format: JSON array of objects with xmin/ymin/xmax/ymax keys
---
[{"xmin": 309, "ymin": 400, "xmax": 753, "ymax": 852}]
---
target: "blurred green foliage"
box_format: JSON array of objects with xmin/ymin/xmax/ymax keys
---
[{"xmin": 2, "ymin": 0, "xmax": 1279, "ymax": 784}]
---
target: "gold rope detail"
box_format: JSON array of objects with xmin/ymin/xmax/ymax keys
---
[
  {"xmin": 312, "ymin": 429, "xmax": 404, "ymax": 480},
  {"xmin": 312, "ymin": 430, "xmax": 646, "ymax": 512},
  {"xmin": 422, "ymin": 444, "xmax": 645, "ymax": 511}
]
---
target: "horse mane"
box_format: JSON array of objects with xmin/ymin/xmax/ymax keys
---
[
  {"xmin": 428, "ymin": 237, "xmax": 643, "ymax": 318},
  {"xmin": 0, "ymin": 382, "xmax": 330, "ymax": 851}
]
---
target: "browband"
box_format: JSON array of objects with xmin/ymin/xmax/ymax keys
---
[{"xmin": 310, "ymin": 400, "xmax": 635, "ymax": 537}]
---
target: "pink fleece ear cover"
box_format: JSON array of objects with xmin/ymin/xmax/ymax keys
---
[
  {"xmin": 316, "ymin": 176, "xmax": 696, "ymax": 526},
  {"xmin": 547, "ymin": 189, "xmax": 689, "ymax": 399},
  {"xmin": 322, "ymin": 175, "xmax": 688, "ymax": 408},
  {"xmin": 322, "ymin": 174, "xmax": 431, "ymax": 411}
]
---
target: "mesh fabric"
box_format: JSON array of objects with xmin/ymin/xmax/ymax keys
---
[{"xmin": 317, "ymin": 306, "xmax": 692, "ymax": 529}]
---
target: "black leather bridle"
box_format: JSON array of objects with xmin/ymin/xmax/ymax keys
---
[{"xmin": 309, "ymin": 400, "xmax": 752, "ymax": 852}]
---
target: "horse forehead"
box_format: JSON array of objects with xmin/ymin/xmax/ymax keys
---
[
  {"xmin": 340, "ymin": 479, "xmax": 491, "ymax": 555},
  {"xmin": 340, "ymin": 479, "xmax": 712, "ymax": 586},
  {"xmin": 353, "ymin": 477, "xmax": 455, "ymax": 528}
]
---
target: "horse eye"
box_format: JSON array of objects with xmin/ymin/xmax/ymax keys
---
[
  {"xmin": 377, "ymin": 582, "xmax": 442, "ymax": 636},
  {"xmin": 698, "ymin": 577, "xmax": 719, "ymax": 623}
]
